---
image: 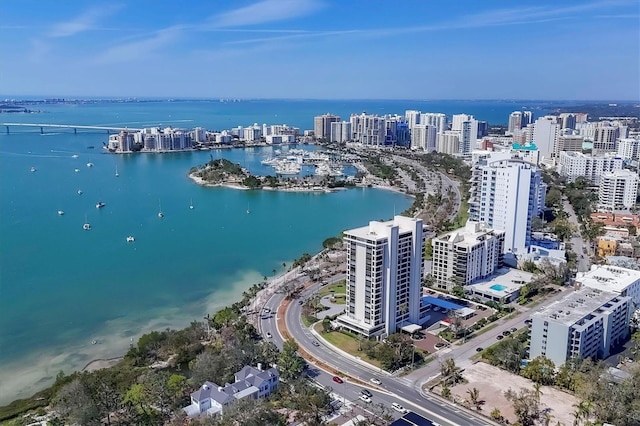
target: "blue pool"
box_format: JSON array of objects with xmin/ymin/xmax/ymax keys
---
[{"xmin": 490, "ymin": 284, "xmax": 507, "ymax": 291}]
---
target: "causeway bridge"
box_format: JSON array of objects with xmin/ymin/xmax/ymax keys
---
[{"xmin": 1, "ymin": 123, "xmax": 143, "ymax": 134}]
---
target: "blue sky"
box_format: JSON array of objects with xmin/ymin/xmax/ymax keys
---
[{"xmin": 1, "ymin": 0, "xmax": 638, "ymax": 100}]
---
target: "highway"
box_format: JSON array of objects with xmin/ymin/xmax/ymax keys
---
[{"xmin": 260, "ymin": 273, "xmax": 494, "ymax": 426}]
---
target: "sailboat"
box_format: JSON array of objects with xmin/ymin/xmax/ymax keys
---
[
  {"xmin": 83, "ymin": 214, "xmax": 91, "ymax": 230},
  {"xmin": 189, "ymin": 198, "xmax": 194, "ymax": 210},
  {"xmin": 158, "ymin": 200, "xmax": 164, "ymax": 218},
  {"xmin": 115, "ymin": 165, "xmax": 119, "ymax": 177}
]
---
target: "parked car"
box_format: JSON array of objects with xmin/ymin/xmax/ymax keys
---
[
  {"xmin": 333, "ymin": 376, "xmax": 344, "ymax": 384},
  {"xmin": 502, "ymin": 330, "xmax": 511, "ymax": 336},
  {"xmin": 360, "ymin": 389, "xmax": 372, "ymax": 398},
  {"xmin": 370, "ymin": 378, "xmax": 382, "ymax": 385},
  {"xmin": 476, "ymin": 347, "xmax": 484, "ymax": 352},
  {"xmin": 392, "ymin": 402, "xmax": 408, "ymax": 413},
  {"xmin": 359, "ymin": 395, "xmax": 372, "ymax": 403},
  {"xmin": 510, "ymin": 327, "xmax": 517, "ymax": 332},
  {"xmin": 496, "ymin": 335, "xmax": 504, "ymax": 340}
]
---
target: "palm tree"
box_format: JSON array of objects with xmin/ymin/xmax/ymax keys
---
[
  {"xmin": 533, "ymin": 382, "xmax": 543, "ymax": 401},
  {"xmin": 466, "ymin": 387, "xmax": 481, "ymax": 410}
]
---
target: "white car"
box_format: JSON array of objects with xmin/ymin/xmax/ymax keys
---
[
  {"xmin": 370, "ymin": 377, "xmax": 382, "ymax": 385},
  {"xmin": 266, "ymin": 332, "xmax": 272, "ymax": 338},
  {"xmin": 359, "ymin": 395, "xmax": 372, "ymax": 403},
  {"xmin": 392, "ymin": 402, "xmax": 408, "ymax": 413}
]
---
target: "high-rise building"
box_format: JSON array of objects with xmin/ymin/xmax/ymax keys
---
[
  {"xmin": 468, "ymin": 157, "xmax": 545, "ymax": 255},
  {"xmin": 330, "ymin": 121, "xmax": 352, "ymax": 143},
  {"xmin": 431, "ymin": 221, "xmax": 505, "ymax": 290},
  {"xmin": 421, "ymin": 113, "xmax": 448, "ymax": 133},
  {"xmin": 576, "ymin": 265, "xmax": 640, "ymax": 306},
  {"xmin": 350, "ymin": 113, "xmax": 386, "ymax": 146},
  {"xmin": 410, "ymin": 124, "xmax": 437, "ymax": 152},
  {"xmin": 508, "ymin": 111, "xmax": 523, "ymax": 133},
  {"xmin": 558, "ymin": 152, "xmax": 624, "ymax": 184},
  {"xmin": 405, "ymin": 110, "xmax": 421, "ymax": 130},
  {"xmin": 451, "ymin": 114, "xmax": 472, "ymax": 132},
  {"xmin": 522, "ymin": 111, "xmax": 534, "ymax": 127},
  {"xmin": 617, "ymin": 138, "xmax": 640, "ymax": 161},
  {"xmin": 336, "ymin": 216, "xmax": 426, "ymax": 337},
  {"xmin": 384, "ymin": 115, "xmax": 410, "ymax": 147},
  {"xmin": 460, "ymin": 118, "xmax": 478, "ymax": 155},
  {"xmin": 532, "ymin": 117, "xmax": 560, "ymax": 159},
  {"xmin": 477, "ymin": 121, "xmax": 488, "ymax": 138},
  {"xmin": 598, "ymin": 170, "xmax": 639, "ymax": 211},
  {"xmin": 314, "ymin": 114, "xmax": 341, "ymax": 141},
  {"xmin": 529, "ymin": 287, "xmax": 631, "ymax": 366},
  {"xmin": 436, "ymin": 131, "xmax": 460, "ymax": 155},
  {"xmin": 559, "ymin": 113, "xmax": 577, "ymax": 130},
  {"xmin": 593, "ymin": 126, "xmax": 619, "ymax": 152},
  {"xmin": 554, "ymin": 135, "xmax": 584, "ymax": 158}
]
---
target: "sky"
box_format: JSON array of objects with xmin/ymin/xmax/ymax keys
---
[{"xmin": 0, "ymin": 0, "xmax": 639, "ymax": 100}]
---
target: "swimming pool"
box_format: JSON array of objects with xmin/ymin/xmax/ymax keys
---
[{"xmin": 490, "ymin": 284, "xmax": 507, "ymax": 291}]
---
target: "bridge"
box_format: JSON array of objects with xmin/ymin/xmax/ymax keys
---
[{"xmin": 0, "ymin": 122, "xmax": 143, "ymax": 134}]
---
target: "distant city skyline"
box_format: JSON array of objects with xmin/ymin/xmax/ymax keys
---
[{"xmin": 1, "ymin": 0, "xmax": 639, "ymax": 100}]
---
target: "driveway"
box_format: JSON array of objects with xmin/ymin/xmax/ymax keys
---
[{"xmin": 317, "ymin": 295, "xmax": 345, "ymax": 319}]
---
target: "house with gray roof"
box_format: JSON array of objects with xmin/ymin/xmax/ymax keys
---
[{"xmin": 183, "ymin": 363, "xmax": 279, "ymax": 417}]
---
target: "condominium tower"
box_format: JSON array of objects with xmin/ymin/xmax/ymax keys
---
[
  {"xmin": 598, "ymin": 169, "xmax": 639, "ymax": 211},
  {"xmin": 337, "ymin": 216, "xmax": 426, "ymax": 337},
  {"xmin": 468, "ymin": 157, "xmax": 546, "ymax": 255},
  {"xmin": 314, "ymin": 114, "xmax": 341, "ymax": 141},
  {"xmin": 431, "ymin": 221, "xmax": 505, "ymax": 290}
]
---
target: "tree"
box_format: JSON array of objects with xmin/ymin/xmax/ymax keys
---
[
  {"xmin": 190, "ymin": 350, "xmax": 228, "ymax": 386},
  {"xmin": 278, "ymin": 339, "xmax": 306, "ymax": 382},
  {"xmin": 504, "ymin": 387, "xmax": 541, "ymax": 426},
  {"xmin": 521, "ymin": 356, "xmax": 556, "ymax": 385},
  {"xmin": 52, "ymin": 378, "xmax": 100, "ymax": 425},
  {"xmin": 490, "ymin": 407, "xmax": 503, "ymax": 422},
  {"xmin": 122, "ymin": 383, "xmax": 151, "ymax": 417},
  {"xmin": 467, "ymin": 387, "xmax": 482, "ymax": 410},
  {"xmin": 440, "ymin": 358, "xmax": 462, "ymax": 385}
]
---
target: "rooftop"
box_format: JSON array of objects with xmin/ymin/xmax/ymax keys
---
[
  {"xmin": 467, "ymin": 267, "xmax": 533, "ymax": 297},
  {"xmin": 345, "ymin": 215, "xmax": 423, "ymax": 241},
  {"xmin": 532, "ymin": 288, "xmax": 623, "ymax": 326},
  {"xmin": 576, "ymin": 265, "xmax": 640, "ymax": 294},
  {"xmin": 434, "ymin": 221, "xmax": 504, "ymax": 248}
]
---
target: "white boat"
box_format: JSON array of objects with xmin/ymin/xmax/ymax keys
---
[
  {"xmin": 189, "ymin": 198, "xmax": 194, "ymax": 209},
  {"xmin": 126, "ymin": 236, "xmax": 135, "ymax": 243},
  {"xmin": 246, "ymin": 203, "xmax": 250, "ymax": 214},
  {"xmin": 86, "ymin": 162, "xmax": 94, "ymax": 168},
  {"xmin": 77, "ymin": 189, "xmax": 83, "ymax": 195},
  {"xmin": 30, "ymin": 167, "xmax": 37, "ymax": 172},
  {"xmin": 115, "ymin": 166, "xmax": 119, "ymax": 177},
  {"xmin": 158, "ymin": 200, "xmax": 164, "ymax": 218},
  {"xmin": 96, "ymin": 201, "xmax": 106, "ymax": 209},
  {"xmin": 58, "ymin": 210, "xmax": 64, "ymax": 215},
  {"xmin": 83, "ymin": 222, "xmax": 91, "ymax": 231},
  {"xmin": 72, "ymin": 154, "xmax": 79, "ymax": 158},
  {"xmin": 74, "ymin": 168, "xmax": 80, "ymax": 173}
]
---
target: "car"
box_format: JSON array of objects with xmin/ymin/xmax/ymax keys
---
[
  {"xmin": 392, "ymin": 402, "xmax": 408, "ymax": 413},
  {"xmin": 496, "ymin": 335, "xmax": 504, "ymax": 340},
  {"xmin": 510, "ymin": 327, "xmax": 517, "ymax": 332},
  {"xmin": 360, "ymin": 389, "xmax": 372, "ymax": 398},
  {"xmin": 476, "ymin": 347, "xmax": 483, "ymax": 352},
  {"xmin": 502, "ymin": 330, "xmax": 511, "ymax": 336},
  {"xmin": 370, "ymin": 378, "xmax": 382, "ymax": 385},
  {"xmin": 311, "ymin": 340, "xmax": 320, "ymax": 347},
  {"xmin": 359, "ymin": 395, "xmax": 372, "ymax": 403},
  {"xmin": 332, "ymin": 376, "xmax": 344, "ymax": 384},
  {"xmin": 261, "ymin": 314, "xmax": 271, "ymax": 320},
  {"xmin": 266, "ymin": 332, "xmax": 272, "ymax": 338},
  {"xmin": 524, "ymin": 319, "xmax": 532, "ymax": 325},
  {"xmin": 298, "ymin": 300, "xmax": 304, "ymax": 305}
]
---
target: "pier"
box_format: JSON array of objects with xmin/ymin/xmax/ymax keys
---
[{"xmin": 1, "ymin": 122, "xmax": 142, "ymax": 134}]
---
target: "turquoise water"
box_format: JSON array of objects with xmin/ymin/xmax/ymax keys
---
[
  {"xmin": 0, "ymin": 99, "xmax": 556, "ymax": 402},
  {"xmin": 490, "ymin": 284, "xmax": 507, "ymax": 291}
]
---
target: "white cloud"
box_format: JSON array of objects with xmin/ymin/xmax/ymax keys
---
[
  {"xmin": 48, "ymin": 4, "xmax": 123, "ymax": 38},
  {"xmin": 95, "ymin": 26, "xmax": 183, "ymax": 64},
  {"xmin": 210, "ymin": 0, "xmax": 324, "ymax": 28}
]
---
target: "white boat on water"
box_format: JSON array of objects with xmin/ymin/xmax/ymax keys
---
[
  {"xmin": 158, "ymin": 200, "xmax": 164, "ymax": 218},
  {"xmin": 83, "ymin": 223, "xmax": 91, "ymax": 231},
  {"xmin": 72, "ymin": 154, "xmax": 79, "ymax": 158},
  {"xmin": 96, "ymin": 201, "xmax": 106, "ymax": 209},
  {"xmin": 58, "ymin": 210, "xmax": 64, "ymax": 215},
  {"xmin": 75, "ymin": 168, "xmax": 80, "ymax": 173},
  {"xmin": 115, "ymin": 166, "xmax": 119, "ymax": 177},
  {"xmin": 77, "ymin": 189, "xmax": 83, "ymax": 195},
  {"xmin": 86, "ymin": 162, "xmax": 94, "ymax": 168},
  {"xmin": 126, "ymin": 236, "xmax": 135, "ymax": 243},
  {"xmin": 189, "ymin": 198, "xmax": 194, "ymax": 209},
  {"xmin": 30, "ymin": 167, "xmax": 37, "ymax": 172}
]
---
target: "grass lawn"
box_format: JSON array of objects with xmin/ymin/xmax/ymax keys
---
[
  {"xmin": 330, "ymin": 295, "xmax": 346, "ymax": 304},
  {"xmin": 301, "ymin": 315, "xmax": 318, "ymax": 328},
  {"xmin": 313, "ymin": 325, "xmax": 381, "ymax": 368},
  {"xmin": 318, "ymin": 280, "xmax": 346, "ymax": 297}
]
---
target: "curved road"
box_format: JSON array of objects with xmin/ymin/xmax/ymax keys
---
[{"xmin": 260, "ymin": 274, "xmax": 494, "ymax": 426}]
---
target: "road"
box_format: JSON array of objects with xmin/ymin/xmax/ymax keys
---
[
  {"xmin": 563, "ymin": 199, "xmax": 592, "ymax": 273},
  {"xmin": 260, "ymin": 275, "xmax": 492, "ymax": 426}
]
